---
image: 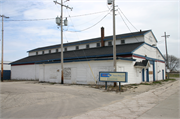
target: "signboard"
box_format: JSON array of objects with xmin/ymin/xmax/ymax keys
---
[
  {"xmin": 167, "ymin": 69, "xmax": 170, "ymax": 73},
  {"xmin": 99, "ymin": 72, "xmax": 128, "ymax": 82}
]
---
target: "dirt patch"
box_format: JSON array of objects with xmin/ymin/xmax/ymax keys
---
[{"xmin": 89, "ymin": 79, "xmax": 177, "ymax": 94}]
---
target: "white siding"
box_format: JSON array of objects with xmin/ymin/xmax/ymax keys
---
[
  {"xmin": 29, "ymin": 52, "xmax": 36, "ymax": 56},
  {"xmin": 51, "ymin": 49, "xmax": 56, "ymax": 53},
  {"xmin": 11, "ymin": 64, "xmax": 39, "ymax": 80},
  {"xmin": 134, "ymin": 44, "xmax": 157, "ymax": 59},
  {"xmin": 116, "ymin": 60, "xmax": 141, "ymax": 84},
  {"xmin": 90, "ymin": 43, "xmax": 97, "ymax": 48},
  {"xmin": 125, "ymin": 36, "xmax": 144, "ymax": 44},
  {"xmin": 144, "ymin": 32, "xmax": 157, "ymax": 45},
  {"xmin": 67, "ymin": 46, "xmax": 75, "ymax": 51},
  {"xmin": 79, "ymin": 44, "xmax": 86, "ymax": 49},
  {"xmin": 156, "ymin": 62, "xmax": 165, "ymax": 81},
  {"xmin": 38, "ymin": 60, "xmax": 115, "ymax": 85},
  {"xmin": 116, "ymin": 39, "xmax": 121, "ymax": 45}
]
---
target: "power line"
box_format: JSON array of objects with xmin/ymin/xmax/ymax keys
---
[
  {"xmin": 118, "ymin": 7, "xmax": 138, "ymax": 31},
  {"xmin": 117, "ymin": 10, "xmax": 157, "ymax": 52},
  {"xmin": 65, "ymin": 12, "xmax": 110, "ymax": 32},
  {"xmin": 3, "ymin": 10, "xmax": 109, "ymax": 21}
]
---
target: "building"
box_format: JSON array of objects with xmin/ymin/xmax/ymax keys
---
[
  {"xmin": 0, "ymin": 61, "xmax": 11, "ymax": 80},
  {"xmin": 10, "ymin": 28, "xmax": 165, "ymax": 85}
]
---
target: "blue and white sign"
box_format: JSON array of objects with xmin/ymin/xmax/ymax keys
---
[{"xmin": 99, "ymin": 72, "xmax": 128, "ymax": 82}]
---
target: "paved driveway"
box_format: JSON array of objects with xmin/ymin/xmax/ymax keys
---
[{"xmin": 0, "ymin": 81, "xmax": 123, "ymax": 119}]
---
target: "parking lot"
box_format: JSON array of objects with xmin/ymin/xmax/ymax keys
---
[{"xmin": 0, "ymin": 81, "xmax": 123, "ymax": 119}]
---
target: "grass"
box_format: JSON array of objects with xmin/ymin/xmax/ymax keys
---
[
  {"xmin": 169, "ymin": 73, "xmax": 180, "ymax": 78},
  {"xmin": 162, "ymin": 78, "xmax": 176, "ymax": 82},
  {"xmin": 152, "ymin": 81, "xmax": 162, "ymax": 84}
]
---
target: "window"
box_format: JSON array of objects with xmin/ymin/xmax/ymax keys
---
[
  {"xmin": 56, "ymin": 49, "xmax": 58, "ymax": 53},
  {"xmin": 108, "ymin": 41, "xmax": 112, "ymax": 46},
  {"xmin": 97, "ymin": 43, "xmax": 100, "ymax": 47},
  {"xmin": 86, "ymin": 44, "xmax": 89, "ymax": 49},
  {"xmin": 36, "ymin": 52, "xmax": 38, "ymax": 55},
  {"xmin": 64, "ymin": 48, "xmax": 67, "ymax": 51},
  {"xmin": 42, "ymin": 51, "xmax": 44, "ymax": 54},
  {"xmin": 121, "ymin": 40, "xmax": 125, "ymax": 44},
  {"xmin": 76, "ymin": 46, "xmax": 79, "ymax": 50},
  {"xmin": 49, "ymin": 50, "xmax": 51, "ymax": 53}
]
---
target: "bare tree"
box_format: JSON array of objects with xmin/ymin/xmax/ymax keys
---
[{"xmin": 164, "ymin": 55, "xmax": 180, "ymax": 72}]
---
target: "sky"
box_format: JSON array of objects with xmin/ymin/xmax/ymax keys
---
[{"xmin": 0, "ymin": 0, "xmax": 179, "ymax": 62}]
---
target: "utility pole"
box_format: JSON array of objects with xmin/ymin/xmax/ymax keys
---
[
  {"xmin": 54, "ymin": 0, "xmax": 72, "ymax": 84},
  {"xmin": 162, "ymin": 32, "xmax": 170, "ymax": 79},
  {"xmin": 0, "ymin": 15, "xmax": 9, "ymax": 82},
  {"xmin": 108, "ymin": 0, "xmax": 117, "ymax": 87},
  {"xmin": 107, "ymin": 0, "xmax": 117, "ymax": 87},
  {"xmin": 112, "ymin": 0, "xmax": 117, "ymax": 87}
]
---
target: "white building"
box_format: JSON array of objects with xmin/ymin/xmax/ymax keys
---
[{"xmin": 11, "ymin": 28, "xmax": 165, "ymax": 85}]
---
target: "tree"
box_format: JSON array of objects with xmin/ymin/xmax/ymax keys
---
[{"xmin": 164, "ymin": 55, "xmax": 180, "ymax": 72}]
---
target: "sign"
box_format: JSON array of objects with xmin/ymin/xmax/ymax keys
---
[
  {"xmin": 167, "ymin": 69, "xmax": 170, "ymax": 73},
  {"xmin": 99, "ymin": 72, "xmax": 128, "ymax": 82}
]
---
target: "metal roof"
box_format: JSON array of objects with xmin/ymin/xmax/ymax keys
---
[
  {"xmin": 27, "ymin": 30, "xmax": 151, "ymax": 52},
  {"xmin": 11, "ymin": 42, "xmax": 144, "ymax": 65}
]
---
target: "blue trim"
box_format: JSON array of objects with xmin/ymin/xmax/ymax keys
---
[
  {"xmin": 156, "ymin": 47, "xmax": 166, "ymax": 61},
  {"xmin": 143, "ymin": 30, "xmax": 158, "ymax": 42},
  {"xmin": 131, "ymin": 42, "xmax": 145, "ymax": 53},
  {"xmin": 146, "ymin": 68, "xmax": 149, "ymax": 82},
  {"xmin": 162, "ymin": 70, "xmax": 164, "ymax": 80},
  {"xmin": 153, "ymin": 61, "xmax": 155, "ymax": 81},
  {"xmin": 144, "ymin": 43, "xmax": 165, "ymax": 60},
  {"xmin": 133, "ymin": 53, "xmax": 165, "ymax": 63},
  {"xmin": 142, "ymin": 69, "xmax": 145, "ymax": 82},
  {"xmin": 132, "ymin": 42, "xmax": 165, "ymax": 61},
  {"xmin": 11, "ymin": 57, "xmax": 136, "ymax": 65}
]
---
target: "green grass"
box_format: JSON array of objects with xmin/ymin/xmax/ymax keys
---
[
  {"xmin": 140, "ymin": 83, "xmax": 151, "ymax": 85},
  {"xmin": 169, "ymin": 73, "xmax": 180, "ymax": 78},
  {"xmin": 153, "ymin": 81, "xmax": 162, "ymax": 84},
  {"xmin": 162, "ymin": 79, "xmax": 176, "ymax": 82}
]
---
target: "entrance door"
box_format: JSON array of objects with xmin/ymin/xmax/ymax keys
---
[
  {"xmin": 142, "ymin": 69, "xmax": 144, "ymax": 82},
  {"xmin": 146, "ymin": 69, "xmax": 149, "ymax": 82},
  {"xmin": 162, "ymin": 69, "xmax": 164, "ymax": 80}
]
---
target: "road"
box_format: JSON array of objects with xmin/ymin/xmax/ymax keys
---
[
  {"xmin": 0, "ymin": 78, "xmax": 179, "ymax": 119},
  {"xmin": 0, "ymin": 81, "xmax": 123, "ymax": 119}
]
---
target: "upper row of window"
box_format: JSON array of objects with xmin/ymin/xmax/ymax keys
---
[{"xmin": 36, "ymin": 40, "xmax": 125, "ymax": 55}]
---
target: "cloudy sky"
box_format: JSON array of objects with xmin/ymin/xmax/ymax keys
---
[{"xmin": 0, "ymin": 0, "xmax": 179, "ymax": 62}]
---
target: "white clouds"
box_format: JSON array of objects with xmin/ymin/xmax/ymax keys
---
[{"xmin": 0, "ymin": 0, "xmax": 179, "ymax": 61}]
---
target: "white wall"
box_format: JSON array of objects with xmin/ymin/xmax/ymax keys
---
[
  {"xmin": 11, "ymin": 64, "xmax": 39, "ymax": 80},
  {"xmin": 134, "ymin": 44, "xmax": 157, "ymax": 59},
  {"xmin": 38, "ymin": 60, "xmax": 116, "ymax": 85},
  {"xmin": 29, "ymin": 52, "xmax": 36, "ymax": 56},
  {"xmin": 125, "ymin": 36, "xmax": 144, "ymax": 44},
  {"xmin": 156, "ymin": 61, "xmax": 165, "ymax": 80},
  {"xmin": 144, "ymin": 32, "xmax": 157, "ymax": 45}
]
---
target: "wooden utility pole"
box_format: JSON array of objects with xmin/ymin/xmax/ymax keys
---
[
  {"xmin": 112, "ymin": 0, "xmax": 117, "ymax": 87},
  {"xmin": 162, "ymin": 32, "xmax": 170, "ymax": 79},
  {"xmin": 0, "ymin": 15, "xmax": 9, "ymax": 82},
  {"xmin": 54, "ymin": 0, "xmax": 72, "ymax": 84}
]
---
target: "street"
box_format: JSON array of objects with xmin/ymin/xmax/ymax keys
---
[{"xmin": 0, "ymin": 78, "xmax": 179, "ymax": 119}]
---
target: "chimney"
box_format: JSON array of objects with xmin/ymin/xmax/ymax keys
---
[{"xmin": 101, "ymin": 27, "xmax": 105, "ymax": 47}]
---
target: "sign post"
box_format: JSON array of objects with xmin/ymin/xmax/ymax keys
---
[{"xmin": 99, "ymin": 72, "xmax": 128, "ymax": 91}]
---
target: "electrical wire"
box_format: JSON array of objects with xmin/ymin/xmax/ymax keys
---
[
  {"xmin": 117, "ymin": 9, "xmax": 157, "ymax": 52},
  {"xmin": 118, "ymin": 7, "xmax": 138, "ymax": 31},
  {"xmin": 3, "ymin": 10, "xmax": 109, "ymax": 21},
  {"xmin": 65, "ymin": 12, "xmax": 110, "ymax": 32}
]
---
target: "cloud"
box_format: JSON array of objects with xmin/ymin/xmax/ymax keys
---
[{"xmin": 0, "ymin": 0, "xmax": 179, "ymax": 61}]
